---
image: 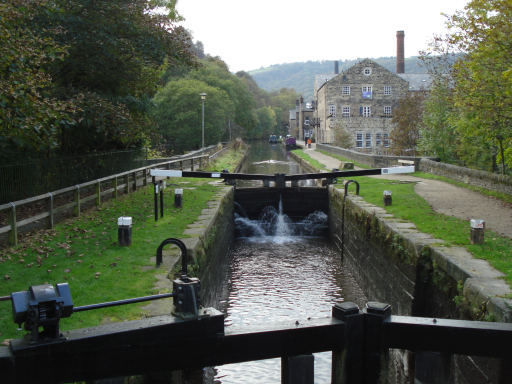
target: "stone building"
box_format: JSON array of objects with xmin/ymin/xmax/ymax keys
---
[
  {"xmin": 314, "ymin": 31, "xmax": 431, "ymax": 153},
  {"xmin": 288, "ymin": 97, "xmax": 314, "ymax": 141}
]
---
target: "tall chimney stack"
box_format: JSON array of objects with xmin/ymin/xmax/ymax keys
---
[
  {"xmin": 334, "ymin": 61, "xmax": 339, "ymax": 74},
  {"xmin": 396, "ymin": 31, "xmax": 405, "ymax": 74}
]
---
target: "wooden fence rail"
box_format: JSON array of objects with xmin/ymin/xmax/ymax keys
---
[{"xmin": 0, "ymin": 147, "xmax": 221, "ymax": 247}]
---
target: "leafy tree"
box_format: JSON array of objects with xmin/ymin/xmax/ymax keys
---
[
  {"xmin": 41, "ymin": 0, "xmax": 196, "ymax": 153},
  {"xmin": 0, "ymin": 1, "xmax": 73, "ymax": 159},
  {"xmin": 254, "ymin": 106, "xmax": 278, "ymax": 140},
  {"xmin": 333, "ymin": 124, "xmax": 353, "ymax": 149},
  {"xmin": 418, "ymin": 79, "xmax": 459, "ymax": 162},
  {"xmin": 152, "ymin": 78, "xmax": 234, "ymax": 153},
  {"xmin": 421, "ymin": 0, "xmax": 512, "ymax": 173},
  {"xmin": 187, "ymin": 58, "xmax": 256, "ymax": 135},
  {"xmin": 390, "ymin": 91, "xmax": 426, "ymax": 156}
]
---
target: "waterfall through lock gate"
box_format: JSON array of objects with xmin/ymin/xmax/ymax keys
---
[{"xmin": 207, "ymin": 142, "xmax": 367, "ymax": 383}]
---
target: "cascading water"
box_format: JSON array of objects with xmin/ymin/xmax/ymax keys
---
[{"xmin": 235, "ymin": 196, "xmax": 328, "ymax": 243}]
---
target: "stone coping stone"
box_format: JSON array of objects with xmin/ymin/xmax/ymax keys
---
[{"xmin": 339, "ymin": 188, "xmax": 512, "ymax": 322}]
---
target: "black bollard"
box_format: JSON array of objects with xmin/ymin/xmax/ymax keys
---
[{"xmin": 174, "ymin": 188, "xmax": 183, "ymax": 208}]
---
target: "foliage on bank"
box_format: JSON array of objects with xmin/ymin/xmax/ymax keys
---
[{"xmin": 417, "ymin": 0, "xmax": 512, "ymax": 174}]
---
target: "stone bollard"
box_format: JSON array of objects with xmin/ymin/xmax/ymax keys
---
[
  {"xmin": 470, "ymin": 219, "xmax": 485, "ymax": 244},
  {"xmin": 383, "ymin": 190, "xmax": 392, "ymax": 206},
  {"xmin": 117, "ymin": 216, "xmax": 132, "ymax": 246},
  {"xmin": 174, "ymin": 188, "xmax": 183, "ymax": 208}
]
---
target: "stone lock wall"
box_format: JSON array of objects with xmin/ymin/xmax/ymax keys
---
[{"xmin": 328, "ymin": 186, "xmax": 511, "ymax": 384}]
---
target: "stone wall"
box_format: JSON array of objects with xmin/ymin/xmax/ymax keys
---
[
  {"xmin": 419, "ymin": 158, "xmax": 512, "ymax": 195},
  {"xmin": 329, "ymin": 186, "xmax": 511, "ymax": 383},
  {"xmin": 317, "ymin": 143, "xmax": 429, "ymax": 168},
  {"xmin": 181, "ymin": 185, "xmax": 235, "ymax": 308}
]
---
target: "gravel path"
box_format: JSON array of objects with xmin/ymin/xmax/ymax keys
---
[{"xmin": 300, "ymin": 142, "xmax": 512, "ymax": 239}]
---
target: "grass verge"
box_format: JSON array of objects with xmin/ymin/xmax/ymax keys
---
[
  {"xmin": 317, "ymin": 150, "xmax": 372, "ymax": 169},
  {"xmin": 335, "ymin": 176, "xmax": 512, "ymax": 287},
  {"xmin": 0, "ymin": 145, "xmax": 247, "ymax": 342},
  {"xmin": 291, "ymin": 149, "xmax": 327, "ymax": 170}
]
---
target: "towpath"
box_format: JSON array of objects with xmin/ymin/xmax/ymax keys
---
[{"xmin": 296, "ymin": 141, "xmax": 512, "ymax": 239}]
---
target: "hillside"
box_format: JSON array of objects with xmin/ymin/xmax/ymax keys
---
[{"xmin": 248, "ymin": 57, "xmax": 426, "ymax": 101}]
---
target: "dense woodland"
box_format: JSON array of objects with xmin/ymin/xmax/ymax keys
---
[{"xmin": 0, "ymin": 0, "xmax": 298, "ymax": 163}]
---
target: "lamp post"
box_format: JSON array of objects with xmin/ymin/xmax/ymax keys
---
[{"xmin": 200, "ymin": 93, "xmax": 206, "ymax": 148}]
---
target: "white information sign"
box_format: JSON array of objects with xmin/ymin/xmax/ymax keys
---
[
  {"xmin": 381, "ymin": 166, "xmax": 414, "ymax": 175},
  {"xmin": 150, "ymin": 169, "xmax": 183, "ymax": 178}
]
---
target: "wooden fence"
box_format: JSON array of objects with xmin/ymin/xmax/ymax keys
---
[{"xmin": 0, "ymin": 148, "xmax": 220, "ymax": 247}]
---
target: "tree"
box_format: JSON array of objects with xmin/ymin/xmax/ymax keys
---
[
  {"xmin": 333, "ymin": 125, "xmax": 353, "ymax": 149},
  {"xmin": 427, "ymin": 0, "xmax": 512, "ymax": 173},
  {"xmin": 418, "ymin": 79, "xmax": 460, "ymax": 162},
  {"xmin": 40, "ymin": 0, "xmax": 196, "ymax": 153},
  {"xmin": 0, "ymin": 1, "xmax": 73, "ymax": 159},
  {"xmin": 390, "ymin": 92, "xmax": 426, "ymax": 156},
  {"xmin": 152, "ymin": 78, "xmax": 234, "ymax": 153}
]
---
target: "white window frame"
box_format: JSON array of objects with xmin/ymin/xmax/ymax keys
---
[
  {"xmin": 328, "ymin": 105, "xmax": 336, "ymax": 117},
  {"xmin": 362, "ymin": 106, "xmax": 371, "ymax": 117},
  {"xmin": 356, "ymin": 132, "xmax": 363, "ymax": 148},
  {"xmin": 384, "ymin": 86, "xmax": 392, "ymax": 95},
  {"xmin": 384, "ymin": 106, "xmax": 392, "ymax": 116},
  {"xmin": 362, "ymin": 85, "xmax": 372, "ymax": 99},
  {"xmin": 342, "ymin": 106, "xmax": 350, "ymax": 117},
  {"xmin": 363, "ymin": 67, "xmax": 372, "ymax": 76},
  {"xmin": 376, "ymin": 132, "xmax": 382, "ymax": 146},
  {"xmin": 342, "ymin": 85, "xmax": 351, "ymax": 95},
  {"xmin": 383, "ymin": 133, "xmax": 390, "ymax": 148},
  {"xmin": 365, "ymin": 133, "xmax": 372, "ymax": 148}
]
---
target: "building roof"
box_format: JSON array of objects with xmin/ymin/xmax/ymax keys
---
[{"xmin": 398, "ymin": 74, "xmax": 433, "ymax": 91}]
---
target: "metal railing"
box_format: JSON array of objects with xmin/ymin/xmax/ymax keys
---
[{"xmin": 0, "ymin": 147, "xmax": 219, "ymax": 247}]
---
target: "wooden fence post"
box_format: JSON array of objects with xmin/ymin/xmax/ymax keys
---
[
  {"xmin": 74, "ymin": 185, "xmax": 81, "ymax": 217},
  {"xmin": 96, "ymin": 181, "xmax": 101, "ymax": 206},
  {"xmin": 48, "ymin": 192, "xmax": 54, "ymax": 229},
  {"xmin": 113, "ymin": 177, "xmax": 118, "ymax": 199},
  {"xmin": 132, "ymin": 171, "xmax": 137, "ymax": 191},
  {"xmin": 180, "ymin": 160, "xmax": 183, "ymax": 171},
  {"xmin": 8, "ymin": 203, "xmax": 17, "ymax": 246},
  {"xmin": 191, "ymin": 158, "xmax": 194, "ymax": 171},
  {"xmin": 143, "ymin": 169, "xmax": 147, "ymax": 186},
  {"xmin": 124, "ymin": 174, "xmax": 129, "ymax": 194}
]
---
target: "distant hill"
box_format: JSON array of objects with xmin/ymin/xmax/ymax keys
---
[{"xmin": 248, "ymin": 57, "xmax": 426, "ymax": 101}]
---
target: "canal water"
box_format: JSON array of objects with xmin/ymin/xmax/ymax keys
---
[{"xmin": 212, "ymin": 142, "xmax": 367, "ymax": 384}]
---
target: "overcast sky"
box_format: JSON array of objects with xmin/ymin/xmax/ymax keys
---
[{"xmin": 177, "ymin": 0, "xmax": 470, "ymax": 73}]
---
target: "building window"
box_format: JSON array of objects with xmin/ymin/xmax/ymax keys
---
[
  {"xmin": 376, "ymin": 133, "xmax": 382, "ymax": 146},
  {"xmin": 384, "ymin": 86, "xmax": 392, "ymax": 95},
  {"xmin": 362, "ymin": 86, "xmax": 372, "ymax": 99},
  {"xmin": 384, "ymin": 106, "xmax": 392, "ymax": 116},
  {"xmin": 365, "ymin": 133, "xmax": 372, "ymax": 148},
  {"xmin": 363, "ymin": 67, "xmax": 372, "ymax": 76},
  {"xmin": 342, "ymin": 85, "xmax": 351, "ymax": 95},
  {"xmin": 356, "ymin": 132, "xmax": 363, "ymax": 148},
  {"xmin": 360, "ymin": 106, "xmax": 371, "ymax": 117},
  {"xmin": 304, "ymin": 119, "xmax": 310, "ymax": 126},
  {"xmin": 328, "ymin": 105, "xmax": 336, "ymax": 117},
  {"xmin": 383, "ymin": 133, "xmax": 390, "ymax": 147},
  {"xmin": 342, "ymin": 106, "xmax": 350, "ymax": 117}
]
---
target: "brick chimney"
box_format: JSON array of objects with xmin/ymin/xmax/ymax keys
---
[
  {"xmin": 334, "ymin": 61, "xmax": 339, "ymax": 75},
  {"xmin": 396, "ymin": 31, "xmax": 405, "ymax": 74}
]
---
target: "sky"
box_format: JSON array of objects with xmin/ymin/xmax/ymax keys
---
[{"xmin": 176, "ymin": 0, "xmax": 470, "ymax": 73}]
